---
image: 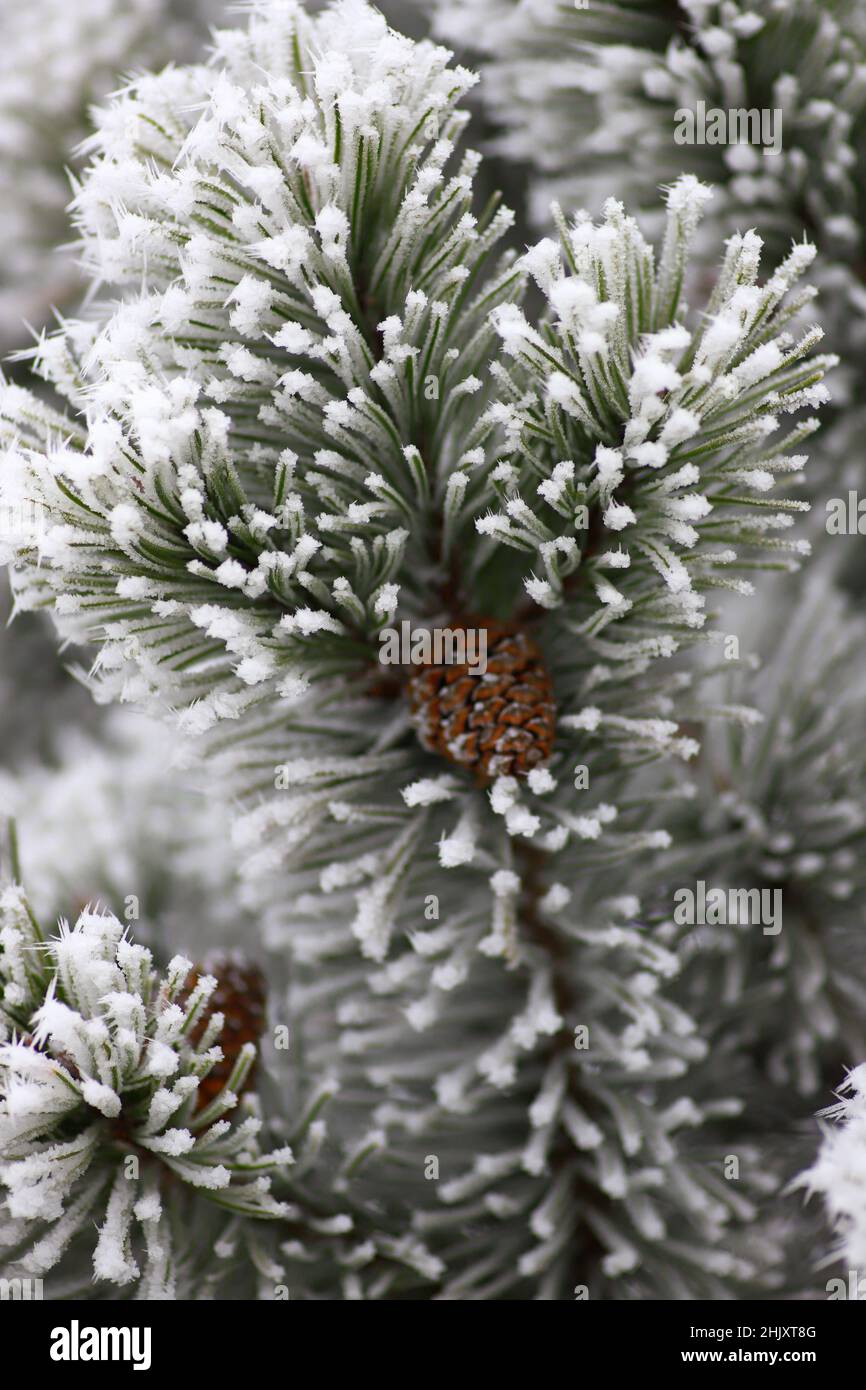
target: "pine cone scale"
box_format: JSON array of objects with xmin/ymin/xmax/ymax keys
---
[
  {"xmin": 182, "ymin": 954, "xmax": 267, "ymax": 1111},
  {"xmin": 408, "ymin": 625, "xmax": 556, "ymax": 783}
]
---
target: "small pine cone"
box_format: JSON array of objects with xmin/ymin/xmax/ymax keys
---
[
  {"xmin": 408, "ymin": 624, "xmax": 556, "ymax": 783},
  {"xmin": 183, "ymin": 953, "xmax": 267, "ymax": 1111}
]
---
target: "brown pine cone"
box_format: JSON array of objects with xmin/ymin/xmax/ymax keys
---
[
  {"xmin": 407, "ymin": 624, "xmax": 556, "ymax": 783},
  {"xmin": 182, "ymin": 953, "xmax": 267, "ymax": 1111}
]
